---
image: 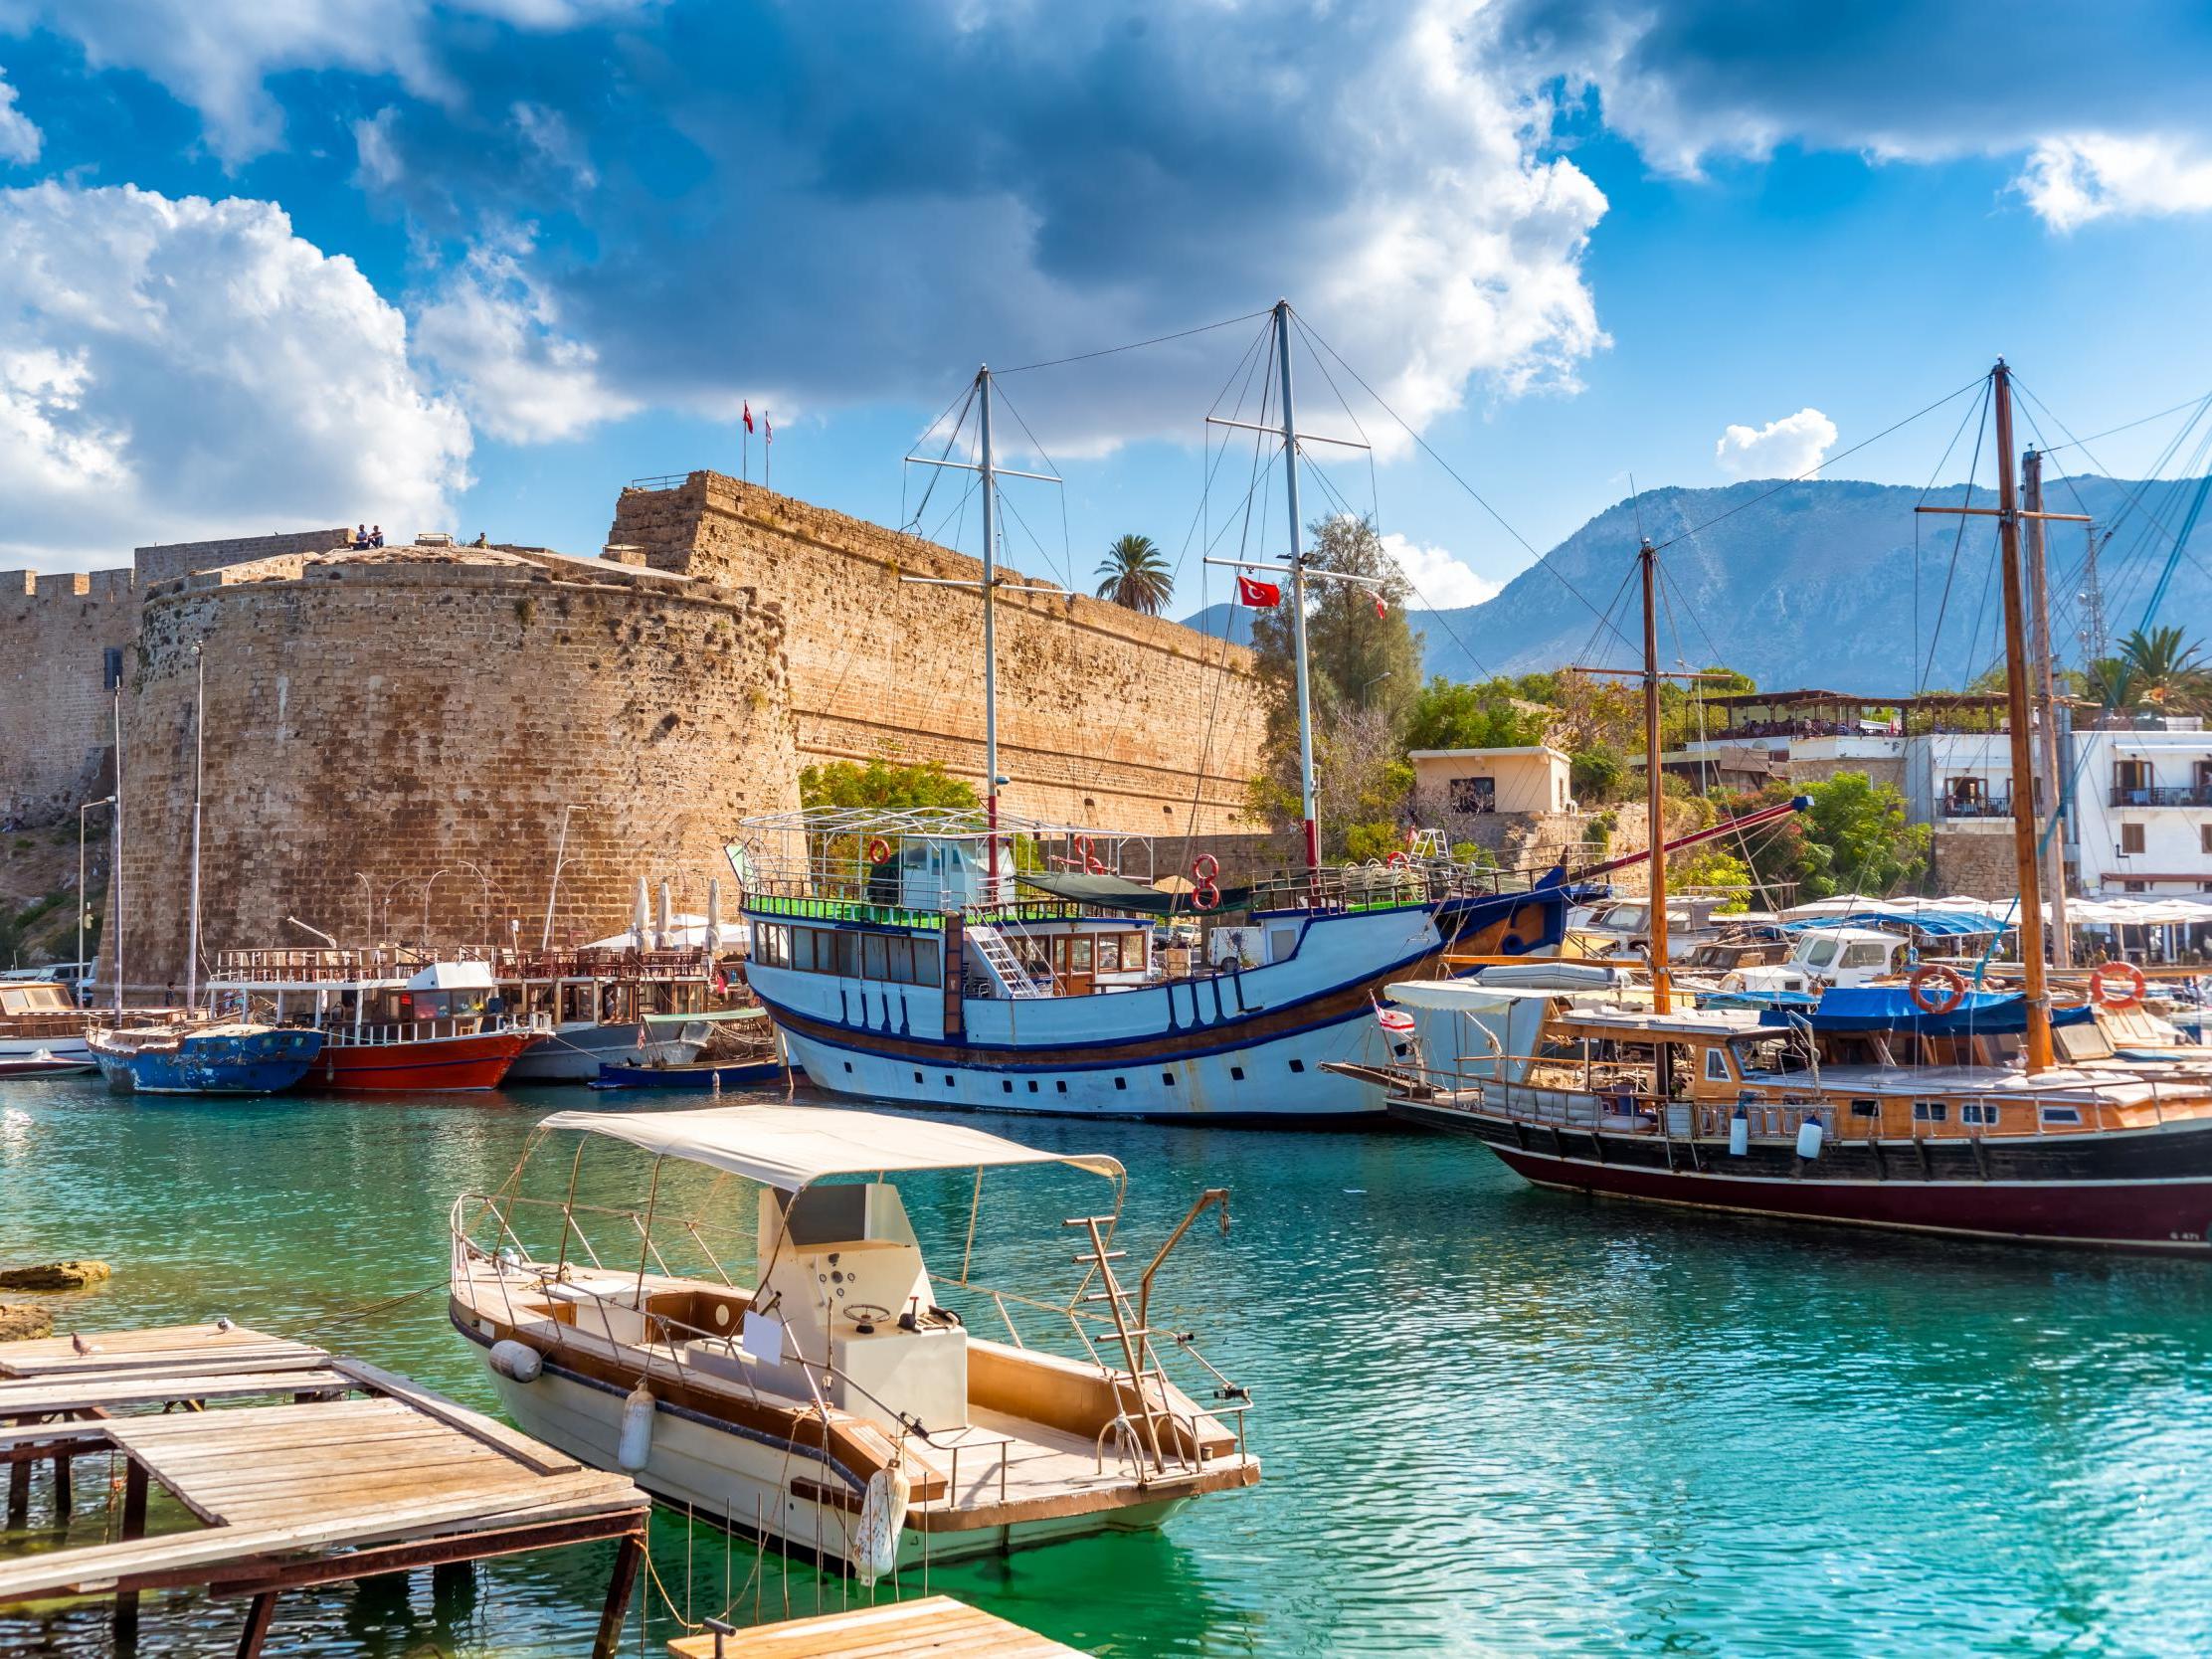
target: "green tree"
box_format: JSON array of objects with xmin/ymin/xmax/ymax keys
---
[
  {"xmin": 1401, "ymin": 676, "xmax": 1548, "ymax": 751},
  {"xmin": 1569, "ymin": 744, "xmax": 1627, "ymax": 805},
  {"xmin": 799, "ymin": 759, "xmax": 978, "ymax": 812},
  {"xmin": 1794, "ymin": 771, "xmax": 1929, "ymax": 900},
  {"xmin": 2118, "ymin": 626, "xmax": 2209, "ymax": 710},
  {"xmin": 1675, "ymin": 846, "xmax": 1753, "ymax": 911},
  {"xmin": 1094, "ymin": 534, "xmax": 1173, "ymax": 615}
]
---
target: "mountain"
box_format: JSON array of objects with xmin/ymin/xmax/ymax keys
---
[{"xmin": 1182, "ymin": 475, "xmax": 2211, "ymax": 694}]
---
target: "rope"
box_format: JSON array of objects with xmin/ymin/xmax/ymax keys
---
[
  {"xmin": 994, "ymin": 307, "xmax": 1272, "ymax": 376},
  {"xmin": 293, "ymin": 1278, "xmax": 446, "ymax": 1336}
]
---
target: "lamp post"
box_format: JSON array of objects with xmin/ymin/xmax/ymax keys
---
[
  {"xmin": 79, "ymin": 795, "xmax": 114, "ymax": 1000},
  {"xmin": 451, "ymin": 859, "xmax": 499, "ymax": 958},
  {"xmin": 421, "ymin": 868, "xmax": 459, "ymax": 948},
  {"xmin": 540, "ymin": 805, "xmax": 578, "ymax": 954},
  {"xmin": 1362, "ymin": 670, "xmax": 1393, "ymax": 706}
]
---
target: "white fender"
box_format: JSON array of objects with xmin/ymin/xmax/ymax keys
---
[
  {"xmin": 618, "ymin": 1381, "xmax": 654, "ymax": 1471},
  {"xmin": 849, "ymin": 1464, "xmax": 911, "ymax": 1585},
  {"xmin": 1795, "ymin": 1120, "xmax": 1824, "ymax": 1160},
  {"xmin": 488, "ymin": 1339, "xmax": 542, "ymax": 1383},
  {"xmin": 1728, "ymin": 1106, "xmax": 1749, "ymax": 1158}
]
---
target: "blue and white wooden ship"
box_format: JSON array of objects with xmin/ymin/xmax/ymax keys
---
[{"xmin": 88, "ymin": 1022, "xmax": 324, "ymax": 1095}]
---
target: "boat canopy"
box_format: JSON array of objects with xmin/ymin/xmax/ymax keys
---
[
  {"xmin": 1780, "ymin": 909, "xmax": 2007, "ymax": 938},
  {"xmin": 1757, "ymin": 986, "xmax": 2099, "ymax": 1036},
  {"xmin": 535, "ymin": 1104, "xmax": 1125, "ymax": 1192},
  {"xmin": 406, "ymin": 961, "xmax": 495, "ymax": 991},
  {"xmin": 1015, "ymin": 870, "xmax": 1251, "ymax": 916}
]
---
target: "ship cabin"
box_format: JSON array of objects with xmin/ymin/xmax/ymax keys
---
[
  {"xmin": 1389, "ymin": 986, "xmax": 2212, "ymax": 1149},
  {"xmin": 0, "ymin": 979, "xmax": 86, "ymax": 1040}
]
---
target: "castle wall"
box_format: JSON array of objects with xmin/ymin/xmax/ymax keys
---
[
  {"xmin": 607, "ymin": 473, "xmax": 1265, "ymax": 833},
  {"xmin": 0, "ymin": 568, "xmax": 137, "ymax": 828},
  {"xmin": 107, "ymin": 548, "xmax": 796, "ymax": 990},
  {"xmin": 133, "ymin": 529, "xmax": 351, "ymax": 589}
]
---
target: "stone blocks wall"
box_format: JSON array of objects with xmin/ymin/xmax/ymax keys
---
[
  {"xmin": 608, "ymin": 473, "xmax": 1265, "ymax": 833},
  {"xmin": 107, "ymin": 547, "xmax": 797, "ymax": 990},
  {"xmin": 133, "ymin": 529, "xmax": 350, "ymax": 589},
  {"xmin": 1931, "ymin": 830, "xmax": 2020, "ymax": 903},
  {"xmin": 0, "ymin": 568, "xmax": 136, "ymax": 828}
]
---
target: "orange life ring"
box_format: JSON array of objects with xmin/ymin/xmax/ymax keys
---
[
  {"xmin": 1192, "ymin": 853, "xmax": 1219, "ymax": 882},
  {"xmin": 2090, "ymin": 960, "xmax": 2148, "ymax": 1012},
  {"xmin": 1073, "ymin": 833, "xmax": 1107, "ymax": 875},
  {"xmin": 1193, "ymin": 879, "xmax": 1221, "ymax": 912},
  {"xmin": 1386, "ymin": 851, "xmax": 1409, "ymax": 869},
  {"xmin": 1908, "ymin": 964, "xmax": 1967, "ymax": 1015},
  {"xmin": 865, "ymin": 837, "xmax": 891, "ymax": 865}
]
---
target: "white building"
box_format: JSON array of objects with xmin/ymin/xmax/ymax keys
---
[{"xmin": 2070, "ymin": 720, "xmax": 2212, "ymax": 896}]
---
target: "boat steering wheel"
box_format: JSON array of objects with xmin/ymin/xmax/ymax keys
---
[{"xmin": 842, "ymin": 1302, "xmax": 893, "ymax": 1332}]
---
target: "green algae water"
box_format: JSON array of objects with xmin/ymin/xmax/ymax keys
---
[{"xmin": 5, "ymin": 1077, "xmax": 2212, "ymax": 1657}]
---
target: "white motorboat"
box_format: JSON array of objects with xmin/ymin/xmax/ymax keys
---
[{"xmin": 449, "ymin": 1105, "xmax": 1257, "ymax": 1574}]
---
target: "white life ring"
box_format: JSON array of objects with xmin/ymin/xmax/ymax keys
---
[{"xmin": 850, "ymin": 1463, "xmax": 911, "ymax": 1585}]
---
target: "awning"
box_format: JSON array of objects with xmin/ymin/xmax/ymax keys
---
[
  {"xmin": 536, "ymin": 1104, "xmax": 1124, "ymax": 1192},
  {"xmin": 1015, "ymin": 871, "xmax": 1251, "ymax": 915},
  {"xmin": 1757, "ymin": 986, "xmax": 2097, "ymax": 1036},
  {"xmin": 1780, "ymin": 909, "xmax": 2009, "ymax": 938}
]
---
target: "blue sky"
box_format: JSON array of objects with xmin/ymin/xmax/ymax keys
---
[{"xmin": 5, "ymin": 1, "xmax": 2212, "ymax": 620}]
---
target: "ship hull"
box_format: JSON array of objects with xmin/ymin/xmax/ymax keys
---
[
  {"xmin": 1390, "ymin": 1098, "xmax": 2212, "ymax": 1251},
  {"xmin": 307, "ymin": 1028, "xmax": 535, "ymax": 1092},
  {"xmin": 504, "ymin": 1020, "xmax": 708, "ymax": 1083},
  {"xmin": 91, "ymin": 1027, "xmax": 322, "ymax": 1096}
]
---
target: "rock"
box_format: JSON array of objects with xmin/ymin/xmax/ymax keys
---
[
  {"xmin": 0, "ymin": 1304, "xmax": 56, "ymax": 1342},
  {"xmin": 0, "ymin": 1260, "xmax": 112, "ymax": 1292}
]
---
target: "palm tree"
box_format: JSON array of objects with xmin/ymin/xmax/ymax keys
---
[
  {"xmin": 2118, "ymin": 626, "xmax": 2209, "ymax": 709},
  {"xmin": 1094, "ymin": 534, "xmax": 1172, "ymax": 614}
]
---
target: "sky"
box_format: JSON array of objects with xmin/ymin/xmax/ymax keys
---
[{"xmin": 5, "ymin": 0, "xmax": 2212, "ymax": 620}]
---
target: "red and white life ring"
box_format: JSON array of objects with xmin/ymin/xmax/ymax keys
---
[
  {"xmin": 1385, "ymin": 851, "xmax": 1409, "ymax": 869},
  {"xmin": 1908, "ymin": 964, "xmax": 1967, "ymax": 1015},
  {"xmin": 1191, "ymin": 852, "xmax": 1219, "ymax": 882},
  {"xmin": 865, "ymin": 837, "xmax": 892, "ymax": 865},
  {"xmin": 1193, "ymin": 878, "xmax": 1221, "ymax": 912},
  {"xmin": 2090, "ymin": 960, "xmax": 2148, "ymax": 1012},
  {"xmin": 1073, "ymin": 833, "xmax": 1107, "ymax": 875}
]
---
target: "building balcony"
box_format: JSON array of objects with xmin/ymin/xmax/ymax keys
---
[
  {"xmin": 2109, "ymin": 785, "xmax": 2212, "ymax": 808},
  {"xmin": 1939, "ymin": 796, "xmax": 2014, "ymax": 820}
]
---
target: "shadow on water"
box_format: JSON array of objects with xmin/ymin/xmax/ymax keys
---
[{"xmin": 3, "ymin": 1076, "xmax": 2212, "ymax": 1655}]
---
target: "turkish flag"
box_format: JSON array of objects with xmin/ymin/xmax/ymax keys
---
[
  {"xmin": 743, "ymin": 401, "xmax": 754, "ymax": 434},
  {"xmin": 1236, "ymin": 572, "xmax": 1281, "ymax": 608},
  {"xmin": 1375, "ymin": 594, "xmax": 1388, "ymax": 620}
]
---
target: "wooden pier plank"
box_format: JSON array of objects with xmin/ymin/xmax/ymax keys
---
[
  {"xmin": 328, "ymin": 1355, "xmax": 582, "ymax": 1475},
  {"xmin": 664, "ymin": 1596, "xmax": 1082, "ymax": 1659},
  {"xmin": 0, "ymin": 1368, "xmax": 351, "ymax": 1415},
  {"xmin": 0, "ymin": 1324, "xmax": 311, "ymax": 1378}
]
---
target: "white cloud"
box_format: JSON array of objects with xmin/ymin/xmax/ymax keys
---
[
  {"xmin": 1381, "ymin": 531, "xmax": 1504, "ymax": 611},
  {"xmin": 0, "ymin": 182, "xmax": 470, "ymax": 569},
  {"xmin": 1714, "ymin": 407, "xmax": 1837, "ymax": 479},
  {"xmin": 2015, "ymin": 134, "xmax": 2212, "ymax": 231},
  {"xmin": 352, "ymin": 105, "xmax": 403, "ymax": 190},
  {"xmin": 412, "ymin": 231, "xmax": 635, "ymax": 443},
  {"xmin": 511, "ymin": 101, "xmax": 596, "ymax": 189},
  {"xmin": 0, "ymin": 66, "xmax": 41, "ymax": 165}
]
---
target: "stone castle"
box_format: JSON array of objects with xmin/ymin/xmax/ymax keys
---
[{"xmin": 2, "ymin": 473, "xmax": 1265, "ymax": 989}]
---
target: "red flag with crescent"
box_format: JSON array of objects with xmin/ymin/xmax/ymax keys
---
[
  {"xmin": 1236, "ymin": 572, "xmax": 1281, "ymax": 608},
  {"xmin": 743, "ymin": 401, "xmax": 754, "ymax": 434}
]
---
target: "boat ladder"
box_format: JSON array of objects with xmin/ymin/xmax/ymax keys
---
[
  {"xmin": 1066, "ymin": 1214, "xmax": 1181, "ymax": 1478},
  {"xmin": 966, "ymin": 924, "xmax": 1045, "ymax": 999}
]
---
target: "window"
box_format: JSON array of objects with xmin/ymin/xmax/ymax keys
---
[
  {"xmin": 1268, "ymin": 928, "xmax": 1298, "ymax": 962},
  {"xmin": 1804, "ymin": 938, "xmax": 1839, "ymax": 968},
  {"xmin": 861, "ymin": 934, "xmax": 889, "ymax": 981},
  {"xmin": 1002, "ymin": 1079, "xmax": 1013, "ymax": 1093},
  {"xmin": 1095, "ymin": 937, "xmax": 1120, "ymax": 974},
  {"xmin": 1704, "ymin": 1048, "xmax": 1732, "ymax": 1083},
  {"xmin": 101, "ymin": 646, "xmax": 123, "ymax": 689},
  {"xmin": 1027, "ymin": 1079, "xmax": 1038, "ymax": 1093},
  {"xmin": 2041, "ymin": 1105, "xmax": 2082, "ymax": 1125},
  {"xmin": 1912, "ymin": 1101, "xmax": 1948, "ymax": 1123},
  {"xmin": 2201, "ymin": 824, "xmax": 2212, "ymax": 855},
  {"xmin": 944, "ymin": 1074, "xmax": 955, "ymax": 1087},
  {"xmin": 1839, "ymin": 943, "xmax": 1888, "ymax": 970},
  {"xmin": 913, "ymin": 1070, "xmax": 923, "ymax": 1084},
  {"xmin": 1961, "ymin": 1103, "xmax": 2001, "ymax": 1127},
  {"xmin": 1448, "ymin": 776, "xmax": 1497, "ymax": 815},
  {"xmin": 1114, "ymin": 1076, "xmax": 1128, "ymax": 1090},
  {"xmin": 1162, "ymin": 1071, "xmax": 1177, "ymax": 1085},
  {"xmin": 887, "ymin": 937, "xmax": 916, "ymax": 985},
  {"xmin": 1055, "ymin": 1080, "xmax": 1067, "ymax": 1093},
  {"xmin": 1289, "ymin": 1058, "xmax": 1306, "ymax": 1073},
  {"xmin": 842, "ymin": 1060, "xmax": 852, "ymax": 1073},
  {"xmin": 912, "ymin": 941, "xmax": 942, "ymax": 988},
  {"xmin": 792, "ymin": 928, "xmax": 817, "ymax": 973},
  {"xmin": 1230, "ymin": 1066, "xmax": 1245, "ymax": 1081},
  {"xmin": 2120, "ymin": 823, "xmax": 2146, "ymax": 855},
  {"xmin": 2116, "ymin": 759, "xmax": 2151, "ymax": 801},
  {"xmin": 1849, "ymin": 1100, "xmax": 1880, "ymax": 1118}
]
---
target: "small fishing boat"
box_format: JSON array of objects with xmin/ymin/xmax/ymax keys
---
[
  {"xmin": 587, "ymin": 1057, "xmax": 787, "ymax": 1091},
  {"xmin": 450, "ymin": 1105, "xmax": 1257, "ymax": 1572},
  {"xmin": 209, "ymin": 952, "xmax": 547, "ymax": 1092},
  {"xmin": 0, "ymin": 1047, "xmax": 97, "ymax": 1078},
  {"xmin": 87, "ymin": 1022, "xmax": 323, "ymax": 1095}
]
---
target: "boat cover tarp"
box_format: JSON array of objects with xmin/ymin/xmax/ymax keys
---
[
  {"xmin": 537, "ymin": 1104, "xmax": 1124, "ymax": 1191},
  {"xmin": 1756, "ymin": 986, "xmax": 2098, "ymax": 1035},
  {"xmin": 1015, "ymin": 871, "xmax": 1254, "ymax": 915},
  {"xmin": 1382, "ymin": 982, "xmax": 1558, "ymax": 1084},
  {"xmin": 1780, "ymin": 910, "xmax": 2009, "ymax": 938}
]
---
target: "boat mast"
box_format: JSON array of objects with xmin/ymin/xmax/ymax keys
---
[
  {"xmin": 2022, "ymin": 448, "xmax": 2071, "ymax": 970},
  {"xmin": 110, "ymin": 679, "xmax": 124, "ymax": 1019},
  {"xmin": 978, "ymin": 364, "xmax": 1003, "ymax": 887},
  {"xmin": 1273, "ymin": 300, "xmax": 1320, "ymax": 870},
  {"xmin": 1639, "ymin": 539, "xmax": 1671, "ymax": 1014},
  {"xmin": 185, "ymin": 642, "xmax": 205, "ymax": 1014}
]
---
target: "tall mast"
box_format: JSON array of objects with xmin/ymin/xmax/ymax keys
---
[
  {"xmin": 1274, "ymin": 300, "xmax": 1320, "ymax": 870},
  {"xmin": 978, "ymin": 364, "xmax": 1002, "ymax": 886},
  {"xmin": 2023, "ymin": 450, "xmax": 2071, "ymax": 969},
  {"xmin": 1639, "ymin": 540, "xmax": 1671, "ymax": 1014},
  {"xmin": 1993, "ymin": 364, "xmax": 2054, "ymax": 1071},
  {"xmin": 110, "ymin": 680, "xmax": 124, "ymax": 1018},
  {"xmin": 185, "ymin": 643, "xmax": 205, "ymax": 1014}
]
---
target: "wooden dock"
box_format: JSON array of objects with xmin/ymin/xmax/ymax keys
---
[
  {"xmin": 666, "ymin": 1594, "xmax": 1083, "ymax": 1658},
  {"xmin": 0, "ymin": 1322, "xmax": 649, "ymax": 1656}
]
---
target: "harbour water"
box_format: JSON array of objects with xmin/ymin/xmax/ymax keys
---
[{"xmin": 4, "ymin": 1078, "xmax": 2211, "ymax": 1656}]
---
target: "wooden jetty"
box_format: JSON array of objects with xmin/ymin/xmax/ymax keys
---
[
  {"xmin": 666, "ymin": 1594, "xmax": 1083, "ymax": 1658},
  {"xmin": 0, "ymin": 1322, "xmax": 648, "ymax": 1656}
]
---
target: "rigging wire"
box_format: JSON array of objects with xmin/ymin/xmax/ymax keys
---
[
  {"xmin": 1917, "ymin": 376, "xmax": 1993, "ymax": 694},
  {"xmin": 995, "ymin": 308, "xmax": 1273, "ymax": 376}
]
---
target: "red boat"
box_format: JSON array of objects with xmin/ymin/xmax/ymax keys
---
[{"xmin": 210, "ymin": 953, "xmax": 544, "ymax": 1094}]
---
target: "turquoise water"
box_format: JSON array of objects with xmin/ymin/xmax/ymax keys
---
[{"xmin": 4, "ymin": 1077, "xmax": 2212, "ymax": 1656}]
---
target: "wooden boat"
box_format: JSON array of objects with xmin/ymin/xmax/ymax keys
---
[
  {"xmin": 0, "ymin": 980, "xmax": 93, "ymax": 1068},
  {"xmin": 1358, "ymin": 364, "xmax": 2212, "ymax": 1252},
  {"xmin": 0, "ymin": 1047, "xmax": 97, "ymax": 1078},
  {"xmin": 209, "ymin": 952, "xmax": 545, "ymax": 1093},
  {"xmin": 449, "ymin": 1105, "xmax": 1257, "ymax": 1570},
  {"xmin": 87, "ymin": 1022, "xmax": 323, "ymax": 1095},
  {"xmin": 587, "ymin": 1057, "xmax": 787, "ymax": 1091}
]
